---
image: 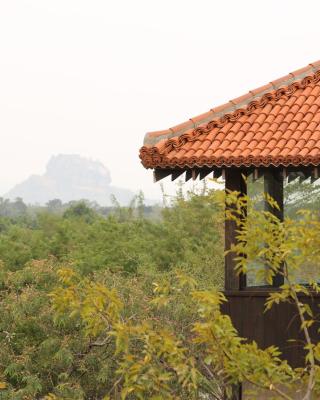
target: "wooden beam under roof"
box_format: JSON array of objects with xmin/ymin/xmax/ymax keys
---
[
  {"xmin": 171, "ymin": 169, "xmax": 185, "ymax": 181},
  {"xmin": 154, "ymin": 167, "xmax": 220, "ymax": 182},
  {"xmin": 199, "ymin": 168, "xmax": 213, "ymax": 180},
  {"xmin": 252, "ymin": 168, "xmax": 264, "ymax": 182},
  {"xmin": 213, "ymin": 169, "xmax": 223, "ymax": 179},
  {"xmin": 287, "ymin": 172, "xmax": 299, "ymax": 183},
  {"xmin": 185, "ymin": 169, "xmax": 192, "ymax": 182},
  {"xmin": 153, "ymin": 165, "xmax": 320, "ymax": 184},
  {"xmin": 298, "ymin": 171, "xmax": 308, "ymax": 184},
  {"xmin": 247, "ymin": 166, "xmax": 315, "ymax": 184},
  {"xmin": 283, "ymin": 168, "xmax": 288, "ymax": 180},
  {"xmin": 286, "ymin": 169, "xmax": 311, "ymax": 184},
  {"xmin": 311, "ymin": 166, "xmax": 319, "ymax": 183},
  {"xmin": 153, "ymin": 169, "xmax": 172, "ymax": 182},
  {"xmin": 192, "ymin": 169, "xmax": 199, "ymax": 181}
]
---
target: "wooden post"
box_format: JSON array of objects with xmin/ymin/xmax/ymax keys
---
[
  {"xmin": 224, "ymin": 168, "xmax": 247, "ymax": 400},
  {"xmin": 264, "ymin": 169, "xmax": 284, "ymax": 221},
  {"xmin": 231, "ymin": 385, "xmax": 242, "ymax": 400},
  {"xmin": 264, "ymin": 168, "xmax": 284, "ymax": 287},
  {"xmin": 225, "ymin": 168, "xmax": 247, "ymax": 291}
]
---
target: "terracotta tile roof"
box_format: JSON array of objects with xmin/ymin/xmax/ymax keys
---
[{"xmin": 140, "ymin": 61, "xmax": 320, "ymax": 169}]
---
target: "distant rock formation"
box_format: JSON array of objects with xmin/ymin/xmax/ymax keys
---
[{"xmin": 5, "ymin": 154, "xmax": 135, "ymax": 205}]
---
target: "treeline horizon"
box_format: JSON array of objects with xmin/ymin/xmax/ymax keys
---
[{"xmin": 0, "ymin": 191, "xmax": 162, "ymax": 221}]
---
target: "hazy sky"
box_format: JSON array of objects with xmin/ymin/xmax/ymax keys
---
[{"xmin": 1, "ymin": 0, "xmax": 320, "ymax": 200}]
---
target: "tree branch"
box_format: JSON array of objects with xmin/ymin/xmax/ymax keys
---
[{"xmin": 283, "ymin": 261, "xmax": 315, "ymax": 400}]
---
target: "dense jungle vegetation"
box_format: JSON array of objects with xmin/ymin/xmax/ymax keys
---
[
  {"xmin": 1, "ymin": 177, "xmax": 320, "ymax": 399},
  {"xmin": 0, "ymin": 185, "xmax": 224, "ymax": 399}
]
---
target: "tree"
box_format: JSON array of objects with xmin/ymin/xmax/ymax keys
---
[
  {"xmin": 63, "ymin": 201, "xmax": 96, "ymax": 222},
  {"xmin": 11, "ymin": 197, "xmax": 27, "ymax": 216},
  {"xmin": 49, "ymin": 191, "xmax": 320, "ymax": 399},
  {"xmin": 46, "ymin": 199, "xmax": 63, "ymax": 213}
]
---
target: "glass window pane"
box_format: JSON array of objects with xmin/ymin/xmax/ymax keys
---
[
  {"xmin": 246, "ymin": 173, "xmax": 268, "ymax": 287},
  {"xmin": 284, "ymin": 174, "xmax": 320, "ymax": 283}
]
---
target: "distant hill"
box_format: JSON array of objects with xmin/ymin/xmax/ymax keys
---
[{"xmin": 5, "ymin": 154, "xmax": 135, "ymax": 205}]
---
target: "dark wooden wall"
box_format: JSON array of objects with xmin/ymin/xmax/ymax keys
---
[{"xmin": 222, "ymin": 291, "xmax": 320, "ymax": 368}]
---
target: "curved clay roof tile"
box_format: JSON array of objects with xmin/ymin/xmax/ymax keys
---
[{"xmin": 140, "ymin": 62, "xmax": 320, "ymax": 169}]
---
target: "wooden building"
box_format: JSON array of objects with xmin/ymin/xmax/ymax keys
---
[{"xmin": 139, "ymin": 61, "xmax": 320, "ymax": 399}]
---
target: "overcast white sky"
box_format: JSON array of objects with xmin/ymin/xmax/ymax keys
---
[{"xmin": 0, "ymin": 0, "xmax": 320, "ymax": 200}]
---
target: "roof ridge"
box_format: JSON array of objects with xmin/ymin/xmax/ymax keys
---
[{"xmin": 143, "ymin": 61, "xmax": 320, "ymax": 147}]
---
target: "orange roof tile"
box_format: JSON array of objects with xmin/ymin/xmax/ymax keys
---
[{"xmin": 140, "ymin": 61, "xmax": 320, "ymax": 169}]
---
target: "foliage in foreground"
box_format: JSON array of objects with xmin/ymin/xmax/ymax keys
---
[
  {"xmin": 49, "ymin": 267, "xmax": 297, "ymax": 400},
  {"xmin": 47, "ymin": 191, "xmax": 320, "ymax": 400},
  {"xmin": 0, "ymin": 189, "xmax": 223, "ymax": 399}
]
